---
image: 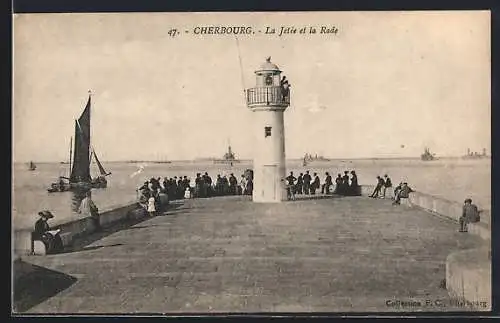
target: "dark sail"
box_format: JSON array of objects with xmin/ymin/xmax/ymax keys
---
[
  {"xmin": 93, "ymin": 150, "xmax": 110, "ymax": 176},
  {"xmin": 70, "ymin": 96, "xmax": 91, "ymax": 183}
]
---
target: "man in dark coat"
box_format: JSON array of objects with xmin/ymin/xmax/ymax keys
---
[
  {"xmin": 296, "ymin": 173, "xmax": 304, "ymax": 195},
  {"xmin": 459, "ymin": 198, "xmax": 481, "ymax": 232},
  {"xmin": 302, "ymin": 171, "xmax": 312, "ymax": 195},
  {"xmin": 334, "ymin": 174, "xmax": 343, "ymax": 195},
  {"xmin": 322, "ymin": 172, "xmax": 333, "ymax": 194}
]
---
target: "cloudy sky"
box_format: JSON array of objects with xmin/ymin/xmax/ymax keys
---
[{"xmin": 13, "ymin": 11, "xmax": 490, "ymax": 162}]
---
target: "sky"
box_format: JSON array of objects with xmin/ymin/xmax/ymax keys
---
[{"xmin": 12, "ymin": 11, "xmax": 491, "ymax": 162}]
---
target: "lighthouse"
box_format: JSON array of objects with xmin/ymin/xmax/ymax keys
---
[{"xmin": 246, "ymin": 57, "xmax": 291, "ymax": 202}]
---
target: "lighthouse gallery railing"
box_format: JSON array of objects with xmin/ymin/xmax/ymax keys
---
[{"xmin": 246, "ymin": 86, "xmax": 290, "ymax": 106}]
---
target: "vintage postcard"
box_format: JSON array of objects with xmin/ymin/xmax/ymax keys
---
[{"xmin": 12, "ymin": 11, "xmax": 491, "ymax": 314}]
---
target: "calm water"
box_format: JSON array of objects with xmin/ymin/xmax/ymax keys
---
[{"xmin": 12, "ymin": 158, "xmax": 490, "ymax": 228}]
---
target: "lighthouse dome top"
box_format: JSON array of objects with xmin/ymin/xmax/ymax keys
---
[{"xmin": 257, "ymin": 56, "xmax": 281, "ymax": 73}]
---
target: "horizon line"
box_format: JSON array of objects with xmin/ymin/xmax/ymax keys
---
[{"xmin": 13, "ymin": 155, "xmax": 489, "ymax": 164}]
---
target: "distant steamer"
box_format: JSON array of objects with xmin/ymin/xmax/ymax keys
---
[
  {"xmin": 213, "ymin": 144, "xmax": 240, "ymax": 165},
  {"xmin": 421, "ymin": 147, "xmax": 437, "ymax": 161},
  {"xmin": 462, "ymin": 148, "xmax": 489, "ymax": 160}
]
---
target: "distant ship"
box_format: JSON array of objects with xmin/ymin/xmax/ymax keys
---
[
  {"xmin": 151, "ymin": 160, "xmax": 172, "ymax": 164},
  {"xmin": 462, "ymin": 148, "xmax": 489, "ymax": 160},
  {"xmin": 28, "ymin": 161, "xmax": 36, "ymax": 171},
  {"xmin": 421, "ymin": 147, "xmax": 437, "ymax": 161},
  {"xmin": 303, "ymin": 153, "xmax": 331, "ymax": 166},
  {"xmin": 213, "ymin": 144, "xmax": 240, "ymax": 166}
]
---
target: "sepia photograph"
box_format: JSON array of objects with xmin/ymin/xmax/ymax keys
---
[{"xmin": 12, "ymin": 11, "xmax": 491, "ymax": 314}]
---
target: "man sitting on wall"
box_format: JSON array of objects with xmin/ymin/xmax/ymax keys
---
[
  {"xmin": 34, "ymin": 210, "xmax": 63, "ymax": 254},
  {"xmin": 392, "ymin": 182, "xmax": 414, "ymax": 205},
  {"xmin": 459, "ymin": 198, "xmax": 481, "ymax": 232}
]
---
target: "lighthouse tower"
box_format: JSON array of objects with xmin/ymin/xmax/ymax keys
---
[{"xmin": 246, "ymin": 57, "xmax": 291, "ymax": 202}]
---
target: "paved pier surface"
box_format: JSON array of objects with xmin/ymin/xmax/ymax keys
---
[{"xmin": 16, "ymin": 195, "xmax": 483, "ymax": 313}]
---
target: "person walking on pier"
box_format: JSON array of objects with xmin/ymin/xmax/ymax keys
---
[
  {"xmin": 369, "ymin": 176, "xmax": 385, "ymax": 198},
  {"xmin": 382, "ymin": 174, "xmax": 392, "ymax": 199},
  {"xmin": 342, "ymin": 171, "xmax": 350, "ymax": 194},
  {"xmin": 303, "ymin": 170, "xmax": 311, "ymax": 195},
  {"xmin": 459, "ymin": 198, "xmax": 481, "ymax": 232}
]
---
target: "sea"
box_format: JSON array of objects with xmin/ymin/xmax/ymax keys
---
[{"xmin": 12, "ymin": 158, "xmax": 491, "ymax": 229}]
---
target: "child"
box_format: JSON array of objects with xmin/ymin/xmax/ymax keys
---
[{"xmin": 147, "ymin": 195, "xmax": 156, "ymax": 217}]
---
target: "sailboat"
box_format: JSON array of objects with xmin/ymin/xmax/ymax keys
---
[
  {"xmin": 28, "ymin": 161, "xmax": 36, "ymax": 171},
  {"xmin": 47, "ymin": 93, "xmax": 111, "ymax": 193}
]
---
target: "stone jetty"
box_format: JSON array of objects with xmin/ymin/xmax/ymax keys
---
[{"xmin": 13, "ymin": 193, "xmax": 488, "ymax": 313}]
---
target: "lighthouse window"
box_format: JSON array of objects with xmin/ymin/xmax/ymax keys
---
[{"xmin": 265, "ymin": 126, "xmax": 272, "ymax": 137}]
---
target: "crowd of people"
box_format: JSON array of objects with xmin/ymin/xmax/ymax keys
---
[
  {"xmin": 136, "ymin": 171, "xmax": 255, "ymax": 214},
  {"xmin": 283, "ymin": 170, "xmax": 361, "ymax": 200}
]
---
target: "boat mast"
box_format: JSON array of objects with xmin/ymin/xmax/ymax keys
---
[{"xmin": 69, "ymin": 136, "xmax": 73, "ymax": 178}]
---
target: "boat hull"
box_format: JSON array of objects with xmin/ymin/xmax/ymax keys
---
[
  {"xmin": 213, "ymin": 159, "xmax": 240, "ymax": 164},
  {"xmin": 47, "ymin": 180, "xmax": 106, "ymax": 193}
]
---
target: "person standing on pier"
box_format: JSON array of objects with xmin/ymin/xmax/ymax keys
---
[
  {"xmin": 334, "ymin": 174, "xmax": 343, "ymax": 195},
  {"xmin": 147, "ymin": 194, "xmax": 156, "ymax": 216},
  {"xmin": 195, "ymin": 173, "xmax": 202, "ymax": 198},
  {"xmin": 311, "ymin": 172, "xmax": 320, "ymax": 195},
  {"xmin": 349, "ymin": 171, "xmax": 359, "ymax": 196},
  {"xmin": 222, "ymin": 175, "xmax": 230, "ymax": 195},
  {"xmin": 285, "ymin": 171, "xmax": 297, "ymax": 200},
  {"xmin": 215, "ymin": 174, "xmax": 223, "ymax": 196},
  {"xmin": 459, "ymin": 198, "xmax": 481, "ymax": 232},
  {"xmin": 322, "ymin": 172, "xmax": 332, "ymax": 194},
  {"xmin": 342, "ymin": 171, "xmax": 350, "ymax": 193},
  {"xmin": 240, "ymin": 174, "xmax": 247, "ymax": 195},
  {"xmin": 229, "ymin": 173, "xmax": 238, "ymax": 195},
  {"xmin": 79, "ymin": 190, "xmax": 101, "ymax": 231},
  {"xmin": 382, "ymin": 174, "xmax": 392, "ymax": 199},
  {"xmin": 302, "ymin": 170, "xmax": 311, "ymax": 195},
  {"xmin": 177, "ymin": 176, "xmax": 184, "ymax": 199},
  {"xmin": 296, "ymin": 173, "xmax": 304, "ymax": 195}
]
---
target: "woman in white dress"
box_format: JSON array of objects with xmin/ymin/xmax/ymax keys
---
[{"xmin": 147, "ymin": 195, "xmax": 156, "ymax": 216}]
